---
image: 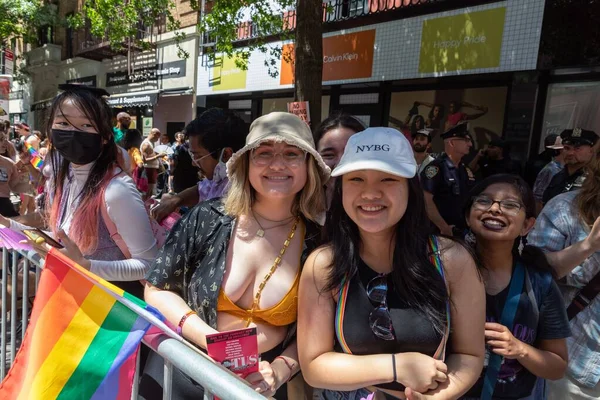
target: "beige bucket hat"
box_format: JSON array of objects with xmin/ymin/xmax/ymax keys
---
[{"xmin": 226, "ymin": 112, "xmax": 331, "ymax": 180}]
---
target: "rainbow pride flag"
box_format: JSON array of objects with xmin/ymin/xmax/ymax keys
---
[
  {"xmin": 24, "ymin": 142, "xmax": 43, "ymax": 170},
  {"xmin": 0, "ymin": 249, "xmax": 167, "ymax": 399}
]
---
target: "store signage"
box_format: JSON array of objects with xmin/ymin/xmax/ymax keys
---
[
  {"xmin": 142, "ymin": 117, "xmax": 153, "ymax": 136},
  {"xmin": 66, "ymin": 75, "xmax": 97, "ymax": 87},
  {"xmin": 211, "ymin": 54, "xmax": 247, "ymax": 91},
  {"xmin": 106, "ymin": 60, "xmax": 187, "ymax": 87},
  {"xmin": 4, "ymin": 49, "xmax": 14, "ymax": 75},
  {"xmin": 418, "ymin": 7, "xmax": 507, "ymax": 73},
  {"xmin": 280, "ymin": 29, "xmax": 376, "ymax": 85},
  {"xmin": 106, "ymin": 92, "xmax": 158, "ymax": 107},
  {"xmin": 287, "ymin": 101, "xmax": 310, "ymax": 124},
  {"xmin": 0, "ymin": 77, "xmax": 9, "ymax": 122},
  {"xmin": 30, "ymin": 99, "xmax": 53, "ymax": 112}
]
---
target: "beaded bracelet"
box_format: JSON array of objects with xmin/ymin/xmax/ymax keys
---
[{"xmin": 176, "ymin": 310, "xmax": 197, "ymax": 335}]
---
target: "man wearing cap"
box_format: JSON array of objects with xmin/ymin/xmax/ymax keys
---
[
  {"xmin": 542, "ymin": 128, "xmax": 600, "ymax": 205},
  {"xmin": 468, "ymin": 138, "xmax": 521, "ymax": 179},
  {"xmin": 533, "ymin": 136, "xmax": 564, "ymax": 213},
  {"xmin": 15, "ymin": 122, "xmax": 40, "ymax": 151},
  {"xmin": 412, "ymin": 128, "xmax": 435, "ymax": 177},
  {"xmin": 421, "ymin": 123, "xmax": 476, "ymax": 236},
  {"xmin": 524, "ymin": 133, "xmax": 561, "ymax": 186}
]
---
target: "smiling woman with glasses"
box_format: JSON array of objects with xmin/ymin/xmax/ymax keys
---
[
  {"xmin": 298, "ymin": 127, "xmax": 485, "ymax": 400},
  {"xmin": 141, "ymin": 112, "xmax": 329, "ymax": 400},
  {"xmin": 461, "ymin": 174, "xmax": 570, "ymax": 400}
]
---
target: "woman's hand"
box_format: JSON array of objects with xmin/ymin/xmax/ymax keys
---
[
  {"xmin": 150, "ymin": 194, "xmax": 181, "ymax": 222},
  {"xmin": 485, "ymin": 322, "xmax": 525, "ymax": 359},
  {"xmin": 56, "ymin": 230, "xmax": 91, "ymax": 270},
  {"xmin": 584, "ymin": 217, "xmax": 600, "ymax": 253},
  {"xmin": 395, "ymin": 353, "xmax": 448, "ymax": 393},
  {"xmin": 245, "ymin": 360, "xmax": 287, "ymax": 398}
]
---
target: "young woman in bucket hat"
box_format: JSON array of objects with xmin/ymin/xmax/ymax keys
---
[
  {"xmin": 141, "ymin": 112, "xmax": 329, "ymax": 399},
  {"xmin": 298, "ymin": 127, "xmax": 485, "ymax": 400}
]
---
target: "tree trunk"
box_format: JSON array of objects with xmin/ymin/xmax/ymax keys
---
[{"xmin": 294, "ymin": 0, "xmax": 323, "ymax": 134}]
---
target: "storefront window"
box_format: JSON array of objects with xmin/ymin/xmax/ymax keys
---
[
  {"xmin": 388, "ymin": 87, "xmax": 508, "ymax": 154},
  {"xmin": 539, "ymin": 82, "xmax": 600, "ymax": 152}
]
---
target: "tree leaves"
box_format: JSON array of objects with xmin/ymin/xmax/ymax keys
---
[{"xmin": 200, "ymin": 0, "xmax": 296, "ymax": 77}]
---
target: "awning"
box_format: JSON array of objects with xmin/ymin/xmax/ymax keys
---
[
  {"xmin": 30, "ymin": 98, "xmax": 54, "ymax": 112},
  {"xmin": 160, "ymin": 87, "xmax": 194, "ymax": 97},
  {"xmin": 106, "ymin": 90, "xmax": 159, "ymax": 107}
]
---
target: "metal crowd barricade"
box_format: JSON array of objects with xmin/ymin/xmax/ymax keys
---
[{"xmin": 0, "ymin": 247, "xmax": 265, "ymax": 400}]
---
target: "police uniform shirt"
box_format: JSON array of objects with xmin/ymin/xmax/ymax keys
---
[
  {"xmin": 541, "ymin": 166, "xmax": 585, "ymax": 205},
  {"xmin": 421, "ymin": 153, "xmax": 477, "ymax": 229}
]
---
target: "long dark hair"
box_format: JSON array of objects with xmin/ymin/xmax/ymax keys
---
[
  {"xmin": 410, "ymin": 115, "xmax": 426, "ymax": 137},
  {"xmin": 325, "ymin": 175, "xmax": 449, "ymax": 334},
  {"xmin": 428, "ymin": 104, "xmax": 445, "ymax": 122},
  {"xmin": 464, "ymin": 174, "xmax": 554, "ymax": 273},
  {"xmin": 123, "ymin": 129, "xmax": 143, "ymax": 150},
  {"xmin": 315, "ymin": 111, "xmax": 366, "ymax": 145},
  {"xmin": 45, "ymin": 88, "xmax": 119, "ymax": 255}
]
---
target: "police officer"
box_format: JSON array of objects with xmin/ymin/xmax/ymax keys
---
[
  {"xmin": 542, "ymin": 128, "xmax": 599, "ymax": 205},
  {"xmin": 421, "ymin": 122, "xmax": 476, "ymax": 236}
]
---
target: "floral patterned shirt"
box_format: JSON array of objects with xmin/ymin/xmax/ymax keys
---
[{"xmin": 145, "ymin": 198, "xmax": 322, "ymax": 330}]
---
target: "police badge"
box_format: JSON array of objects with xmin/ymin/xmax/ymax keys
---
[
  {"xmin": 425, "ymin": 166, "xmax": 439, "ymax": 179},
  {"xmin": 573, "ymin": 128, "xmax": 582, "ymax": 137}
]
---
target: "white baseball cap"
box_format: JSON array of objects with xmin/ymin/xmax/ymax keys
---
[
  {"xmin": 546, "ymin": 136, "xmax": 564, "ymax": 150},
  {"xmin": 331, "ymin": 127, "xmax": 417, "ymax": 178}
]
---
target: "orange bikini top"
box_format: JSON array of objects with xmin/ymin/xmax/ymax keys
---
[{"xmin": 217, "ymin": 268, "xmax": 300, "ymax": 327}]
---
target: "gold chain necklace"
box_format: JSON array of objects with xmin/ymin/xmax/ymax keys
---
[{"xmin": 246, "ymin": 216, "xmax": 300, "ymax": 327}]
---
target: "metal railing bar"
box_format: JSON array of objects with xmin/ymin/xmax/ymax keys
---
[
  {"xmin": 163, "ymin": 358, "xmax": 173, "ymax": 400},
  {"xmin": 145, "ymin": 336, "xmax": 265, "ymax": 400},
  {"xmin": 22, "ymin": 258, "xmax": 29, "ymax": 340},
  {"xmin": 10, "ymin": 250, "xmax": 17, "ymax": 365},
  {"xmin": 1, "ymin": 248, "xmax": 8, "ymax": 379}
]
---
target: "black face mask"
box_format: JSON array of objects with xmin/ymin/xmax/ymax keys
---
[{"xmin": 51, "ymin": 129, "xmax": 103, "ymax": 165}]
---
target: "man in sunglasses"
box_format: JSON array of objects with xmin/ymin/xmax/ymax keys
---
[
  {"xmin": 421, "ymin": 122, "xmax": 477, "ymax": 237},
  {"xmin": 542, "ymin": 128, "xmax": 599, "ymax": 205}
]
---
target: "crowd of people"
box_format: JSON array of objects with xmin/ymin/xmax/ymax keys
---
[{"xmin": 0, "ymin": 83, "xmax": 598, "ymax": 400}]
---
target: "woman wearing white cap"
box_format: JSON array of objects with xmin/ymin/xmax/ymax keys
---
[
  {"xmin": 298, "ymin": 127, "xmax": 485, "ymax": 399},
  {"xmin": 141, "ymin": 112, "xmax": 329, "ymax": 399}
]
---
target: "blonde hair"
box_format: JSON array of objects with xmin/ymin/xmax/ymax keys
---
[
  {"xmin": 224, "ymin": 153, "xmax": 326, "ymax": 222},
  {"xmin": 577, "ymin": 157, "xmax": 600, "ymax": 226}
]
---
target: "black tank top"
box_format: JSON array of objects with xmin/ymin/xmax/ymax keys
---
[{"xmin": 334, "ymin": 258, "xmax": 447, "ymax": 391}]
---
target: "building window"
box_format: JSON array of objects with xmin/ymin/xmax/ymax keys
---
[
  {"xmin": 388, "ymin": 87, "xmax": 507, "ymax": 154},
  {"xmin": 539, "ymin": 81, "xmax": 600, "ymax": 152}
]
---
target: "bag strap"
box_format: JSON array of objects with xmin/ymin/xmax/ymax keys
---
[
  {"xmin": 335, "ymin": 274, "xmax": 353, "ymax": 354},
  {"xmin": 567, "ymin": 270, "xmax": 600, "ymax": 320},
  {"xmin": 428, "ymin": 236, "xmax": 451, "ymax": 361},
  {"xmin": 480, "ymin": 262, "xmax": 526, "ymax": 400},
  {"xmin": 99, "ymin": 170, "xmax": 132, "ymax": 259}
]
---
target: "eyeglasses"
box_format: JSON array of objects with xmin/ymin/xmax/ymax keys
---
[
  {"xmin": 366, "ymin": 275, "xmax": 395, "ymax": 341},
  {"xmin": 250, "ymin": 147, "xmax": 307, "ymax": 168},
  {"xmin": 472, "ymin": 196, "xmax": 523, "ymax": 216},
  {"xmin": 189, "ymin": 150, "xmax": 217, "ymax": 164}
]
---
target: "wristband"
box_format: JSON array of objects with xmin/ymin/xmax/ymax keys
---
[
  {"xmin": 275, "ymin": 356, "xmax": 294, "ymax": 382},
  {"xmin": 176, "ymin": 310, "xmax": 196, "ymax": 335},
  {"xmin": 392, "ymin": 354, "xmax": 397, "ymax": 382}
]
